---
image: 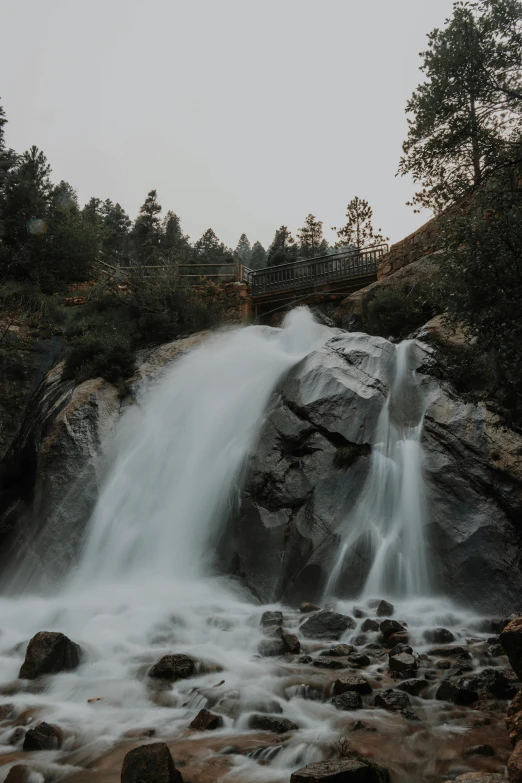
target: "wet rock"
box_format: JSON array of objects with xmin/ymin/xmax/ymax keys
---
[
  {"xmin": 423, "ymin": 628, "xmax": 455, "ymax": 644},
  {"xmin": 333, "ymin": 674, "xmax": 372, "ymax": 696},
  {"xmin": 121, "ymin": 742, "xmax": 183, "ymax": 783},
  {"xmin": 247, "ymin": 714, "xmax": 299, "ymax": 733},
  {"xmin": 290, "ymin": 757, "xmax": 390, "ymax": 782},
  {"xmin": 374, "ymin": 689, "xmax": 411, "ymax": 712},
  {"xmin": 384, "ymin": 632, "xmax": 410, "ymax": 649},
  {"xmin": 389, "ymin": 653, "xmax": 417, "ymax": 673},
  {"xmin": 23, "ymin": 721, "xmax": 62, "ymax": 750},
  {"xmin": 300, "ymin": 611, "xmax": 355, "ymax": 640},
  {"xmin": 264, "ymin": 624, "xmax": 284, "ymax": 638},
  {"xmin": 321, "ymin": 644, "xmax": 354, "ymax": 657},
  {"xmin": 300, "ymin": 603, "xmax": 320, "ymax": 614},
  {"xmin": 379, "ymin": 619, "xmax": 404, "ymax": 639},
  {"xmin": 352, "ymin": 634, "xmax": 368, "ymax": 646},
  {"xmin": 436, "ymin": 678, "xmax": 478, "ymax": 706},
  {"xmin": 350, "ymin": 720, "xmax": 377, "ymax": 732},
  {"xmin": 258, "ymin": 638, "xmax": 286, "ymax": 657},
  {"xmin": 376, "ymin": 600, "xmax": 394, "ymax": 617},
  {"xmin": 8, "ymin": 727, "xmax": 25, "ymax": 745},
  {"xmin": 314, "ymin": 656, "xmax": 344, "ymax": 670},
  {"xmin": 4, "ymin": 767, "xmax": 31, "ymax": 783},
  {"xmin": 469, "ymin": 667, "xmax": 516, "ymax": 699},
  {"xmin": 148, "ymin": 654, "xmax": 196, "ymax": 680},
  {"xmin": 500, "ymin": 617, "xmax": 522, "ymax": 679},
  {"xmin": 427, "ymin": 645, "xmax": 471, "ymax": 660},
  {"xmin": 489, "ymin": 643, "xmax": 505, "ymax": 657},
  {"xmin": 19, "ymin": 631, "xmax": 81, "ymax": 679},
  {"xmin": 261, "ymin": 610, "xmax": 283, "ymax": 628},
  {"xmin": 364, "ymin": 642, "xmax": 385, "ymax": 654},
  {"xmin": 388, "ymin": 642, "xmax": 413, "ymax": 657},
  {"xmin": 446, "ymin": 774, "xmax": 506, "ymax": 783},
  {"xmin": 330, "ymin": 691, "xmax": 363, "ymax": 711},
  {"xmin": 361, "ymin": 618, "xmax": 379, "ymax": 633},
  {"xmin": 299, "ymin": 655, "xmax": 313, "ymax": 664},
  {"xmin": 282, "ymin": 632, "xmax": 301, "ymax": 654},
  {"xmin": 353, "ymin": 607, "xmax": 366, "ymax": 619},
  {"xmin": 0, "ymin": 703, "xmax": 14, "ymax": 720},
  {"xmin": 347, "ymin": 652, "xmax": 371, "ymax": 668},
  {"xmin": 189, "ymin": 709, "xmax": 223, "ymax": 731},
  {"xmin": 397, "ymin": 678, "xmax": 428, "ymax": 696},
  {"xmin": 509, "ymin": 740, "xmax": 522, "ymax": 783},
  {"xmin": 507, "ymin": 691, "xmax": 522, "ymax": 745},
  {"xmin": 464, "ymin": 744, "xmax": 495, "ymax": 757},
  {"xmin": 123, "ymin": 728, "xmax": 157, "ymax": 738}
]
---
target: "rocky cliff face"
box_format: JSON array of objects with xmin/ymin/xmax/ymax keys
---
[{"xmin": 226, "ymin": 333, "xmax": 522, "ymax": 615}]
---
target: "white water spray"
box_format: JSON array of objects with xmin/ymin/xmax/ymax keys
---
[{"xmin": 325, "ymin": 340, "xmax": 431, "ymax": 599}]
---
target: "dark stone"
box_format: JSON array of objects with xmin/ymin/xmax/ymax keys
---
[
  {"xmin": 489, "ymin": 643, "xmax": 505, "ymax": 657},
  {"xmin": 397, "ymin": 679, "xmax": 429, "ymax": 696},
  {"xmin": 436, "ymin": 679, "xmax": 478, "ymax": 706},
  {"xmin": 464, "ymin": 744, "xmax": 495, "ymax": 757},
  {"xmin": 19, "ymin": 631, "xmax": 81, "ymax": 680},
  {"xmin": 388, "ymin": 642, "xmax": 413, "ymax": 657},
  {"xmin": 148, "ymin": 654, "xmax": 196, "ymax": 680},
  {"xmin": 384, "ymin": 632, "xmax": 410, "ymax": 649},
  {"xmin": 300, "ymin": 603, "xmax": 320, "ymax": 614},
  {"xmin": 427, "ymin": 645, "xmax": 471, "ymax": 660},
  {"xmin": 189, "ymin": 709, "xmax": 223, "ymax": 731},
  {"xmin": 347, "ymin": 652, "xmax": 370, "ymax": 668},
  {"xmin": 389, "ymin": 653, "xmax": 417, "ymax": 673},
  {"xmin": 500, "ymin": 618, "xmax": 522, "ymax": 679},
  {"xmin": 247, "ymin": 714, "xmax": 299, "ymax": 734},
  {"xmin": 314, "ymin": 656, "xmax": 345, "ymax": 670},
  {"xmin": 333, "ymin": 674, "xmax": 372, "ymax": 696},
  {"xmin": 353, "ymin": 608, "xmax": 366, "ymax": 619},
  {"xmin": 361, "ymin": 618, "xmax": 379, "ymax": 633},
  {"xmin": 23, "ymin": 721, "xmax": 62, "ymax": 751},
  {"xmin": 8, "ymin": 727, "xmax": 25, "ymax": 745},
  {"xmin": 258, "ymin": 638, "xmax": 286, "ymax": 657},
  {"xmin": 468, "ymin": 667, "xmax": 516, "ymax": 699},
  {"xmin": 423, "ymin": 628, "xmax": 455, "ymax": 645},
  {"xmin": 300, "ymin": 611, "xmax": 355, "ymax": 640},
  {"xmin": 261, "ymin": 610, "xmax": 283, "ymax": 628},
  {"xmin": 121, "ymin": 742, "xmax": 183, "ymax": 783},
  {"xmin": 0, "ymin": 704, "xmax": 14, "ymax": 720},
  {"xmin": 264, "ymin": 624, "xmax": 284, "ymax": 638},
  {"xmin": 352, "ymin": 634, "xmax": 368, "ymax": 646},
  {"xmin": 379, "ymin": 620, "xmax": 404, "ymax": 639},
  {"xmin": 4, "ymin": 767, "xmax": 30, "ymax": 783},
  {"xmin": 374, "ymin": 689, "xmax": 411, "ymax": 712},
  {"xmin": 376, "ymin": 600, "xmax": 394, "ymax": 617},
  {"xmin": 321, "ymin": 644, "xmax": 354, "ymax": 657},
  {"xmin": 331, "ymin": 691, "xmax": 362, "ymax": 711},
  {"xmin": 282, "ymin": 633, "xmax": 301, "ymax": 654},
  {"xmin": 299, "ymin": 655, "xmax": 313, "ymax": 664},
  {"xmin": 290, "ymin": 757, "xmax": 390, "ymax": 782}
]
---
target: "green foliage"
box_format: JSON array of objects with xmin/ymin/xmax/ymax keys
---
[
  {"xmin": 267, "ymin": 225, "xmax": 298, "ymax": 267},
  {"xmin": 333, "ymin": 197, "xmax": 388, "ymax": 249},
  {"xmin": 435, "ymin": 183, "xmax": 522, "ymax": 421},
  {"xmin": 193, "ymin": 228, "xmax": 233, "ymax": 266},
  {"xmin": 363, "ymin": 282, "xmax": 436, "ymax": 339},
  {"xmin": 399, "ymin": 0, "xmax": 522, "ymax": 212},
  {"xmin": 132, "ymin": 189, "xmax": 163, "ymax": 265},
  {"xmin": 250, "ymin": 241, "xmax": 267, "ymax": 269},
  {"xmin": 233, "ymin": 233, "xmax": 252, "ymax": 266},
  {"xmin": 297, "ymin": 214, "xmax": 328, "ymax": 258}
]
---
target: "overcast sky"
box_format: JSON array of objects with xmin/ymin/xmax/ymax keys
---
[{"xmin": 1, "ymin": 0, "xmax": 455, "ymax": 249}]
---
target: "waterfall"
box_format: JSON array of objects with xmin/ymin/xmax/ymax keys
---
[
  {"xmin": 71, "ymin": 308, "xmax": 331, "ymax": 586},
  {"xmin": 325, "ymin": 340, "xmax": 431, "ymax": 599}
]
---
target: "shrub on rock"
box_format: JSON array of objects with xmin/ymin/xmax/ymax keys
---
[
  {"xmin": 19, "ymin": 631, "xmax": 81, "ymax": 679},
  {"xmin": 121, "ymin": 742, "xmax": 183, "ymax": 783}
]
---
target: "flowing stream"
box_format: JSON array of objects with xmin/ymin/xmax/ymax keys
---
[{"xmin": 0, "ymin": 310, "xmax": 506, "ymax": 783}]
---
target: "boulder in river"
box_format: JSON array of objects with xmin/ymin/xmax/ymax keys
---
[
  {"xmin": 379, "ymin": 619, "xmax": 404, "ymax": 639},
  {"xmin": 389, "ymin": 652, "xmax": 417, "ymax": 673},
  {"xmin": 19, "ymin": 631, "xmax": 81, "ymax": 679},
  {"xmin": 261, "ymin": 610, "xmax": 283, "ymax": 628},
  {"xmin": 290, "ymin": 757, "xmax": 390, "ymax": 782},
  {"xmin": 508, "ymin": 740, "xmax": 522, "ymax": 783},
  {"xmin": 300, "ymin": 602, "xmax": 320, "ymax": 613},
  {"xmin": 321, "ymin": 644, "xmax": 354, "ymax": 657},
  {"xmin": 333, "ymin": 674, "xmax": 372, "ymax": 696},
  {"xmin": 468, "ymin": 667, "xmax": 516, "ymax": 699},
  {"xmin": 507, "ymin": 691, "xmax": 522, "ymax": 745},
  {"xmin": 247, "ymin": 714, "xmax": 299, "ymax": 734},
  {"xmin": 4, "ymin": 766, "xmax": 31, "ymax": 783},
  {"xmin": 189, "ymin": 709, "xmax": 223, "ymax": 731},
  {"xmin": 121, "ymin": 742, "xmax": 183, "ymax": 783},
  {"xmin": 313, "ymin": 656, "xmax": 344, "ymax": 670},
  {"xmin": 23, "ymin": 721, "xmax": 63, "ymax": 750},
  {"xmin": 500, "ymin": 617, "xmax": 522, "ymax": 679},
  {"xmin": 427, "ymin": 645, "xmax": 471, "ymax": 660},
  {"xmin": 397, "ymin": 678, "xmax": 428, "ymax": 696},
  {"xmin": 347, "ymin": 652, "xmax": 370, "ymax": 668},
  {"xmin": 361, "ymin": 618, "xmax": 379, "ymax": 633},
  {"xmin": 330, "ymin": 691, "xmax": 362, "ymax": 711},
  {"xmin": 436, "ymin": 678, "xmax": 478, "ymax": 706},
  {"xmin": 300, "ymin": 611, "xmax": 355, "ymax": 640},
  {"xmin": 376, "ymin": 600, "xmax": 394, "ymax": 617},
  {"xmin": 148, "ymin": 654, "xmax": 196, "ymax": 680},
  {"xmin": 258, "ymin": 638, "xmax": 286, "ymax": 657},
  {"xmin": 374, "ymin": 689, "xmax": 411, "ymax": 712},
  {"xmin": 423, "ymin": 628, "xmax": 455, "ymax": 644},
  {"xmin": 282, "ymin": 632, "xmax": 301, "ymax": 654}
]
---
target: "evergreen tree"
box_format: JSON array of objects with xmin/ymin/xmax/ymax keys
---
[
  {"xmin": 297, "ymin": 214, "xmax": 328, "ymax": 258},
  {"xmin": 193, "ymin": 228, "xmax": 233, "ymax": 264},
  {"xmin": 132, "ymin": 189, "xmax": 163, "ymax": 264},
  {"xmin": 101, "ymin": 200, "xmax": 132, "ymax": 265},
  {"xmin": 233, "ymin": 233, "xmax": 252, "ymax": 265},
  {"xmin": 161, "ymin": 210, "xmax": 190, "ymax": 263},
  {"xmin": 267, "ymin": 225, "xmax": 298, "ymax": 266},
  {"xmin": 250, "ymin": 241, "xmax": 267, "ymax": 269},
  {"xmin": 399, "ymin": 0, "xmax": 522, "ymax": 212},
  {"xmin": 333, "ymin": 197, "xmax": 388, "ymax": 249}
]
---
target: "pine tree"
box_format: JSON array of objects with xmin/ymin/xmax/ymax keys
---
[
  {"xmin": 101, "ymin": 200, "xmax": 131, "ymax": 265},
  {"xmin": 193, "ymin": 228, "xmax": 233, "ymax": 264},
  {"xmin": 161, "ymin": 210, "xmax": 190, "ymax": 263},
  {"xmin": 297, "ymin": 214, "xmax": 328, "ymax": 258},
  {"xmin": 398, "ymin": 0, "xmax": 522, "ymax": 212},
  {"xmin": 267, "ymin": 226, "xmax": 298, "ymax": 266},
  {"xmin": 333, "ymin": 197, "xmax": 388, "ymax": 250},
  {"xmin": 233, "ymin": 233, "xmax": 252, "ymax": 265},
  {"xmin": 132, "ymin": 189, "xmax": 163, "ymax": 264},
  {"xmin": 250, "ymin": 241, "xmax": 267, "ymax": 269}
]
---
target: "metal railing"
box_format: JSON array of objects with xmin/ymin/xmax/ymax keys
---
[{"xmin": 249, "ymin": 245, "xmax": 387, "ymax": 298}]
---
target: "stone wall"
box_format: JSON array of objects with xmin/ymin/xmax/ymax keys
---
[
  {"xmin": 377, "ymin": 214, "xmax": 442, "ymax": 279},
  {"xmin": 196, "ymin": 281, "xmax": 252, "ymax": 321}
]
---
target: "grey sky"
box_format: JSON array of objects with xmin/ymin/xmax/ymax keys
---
[{"xmin": 1, "ymin": 0, "xmax": 455, "ymax": 249}]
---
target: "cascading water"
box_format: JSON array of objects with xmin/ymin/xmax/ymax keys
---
[
  {"xmin": 325, "ymin": 340, "xmax": 431, "ymax": 600},
  {"xmin": 0, "ymin": 313, "xmax": 505, "ymax": 783}
]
